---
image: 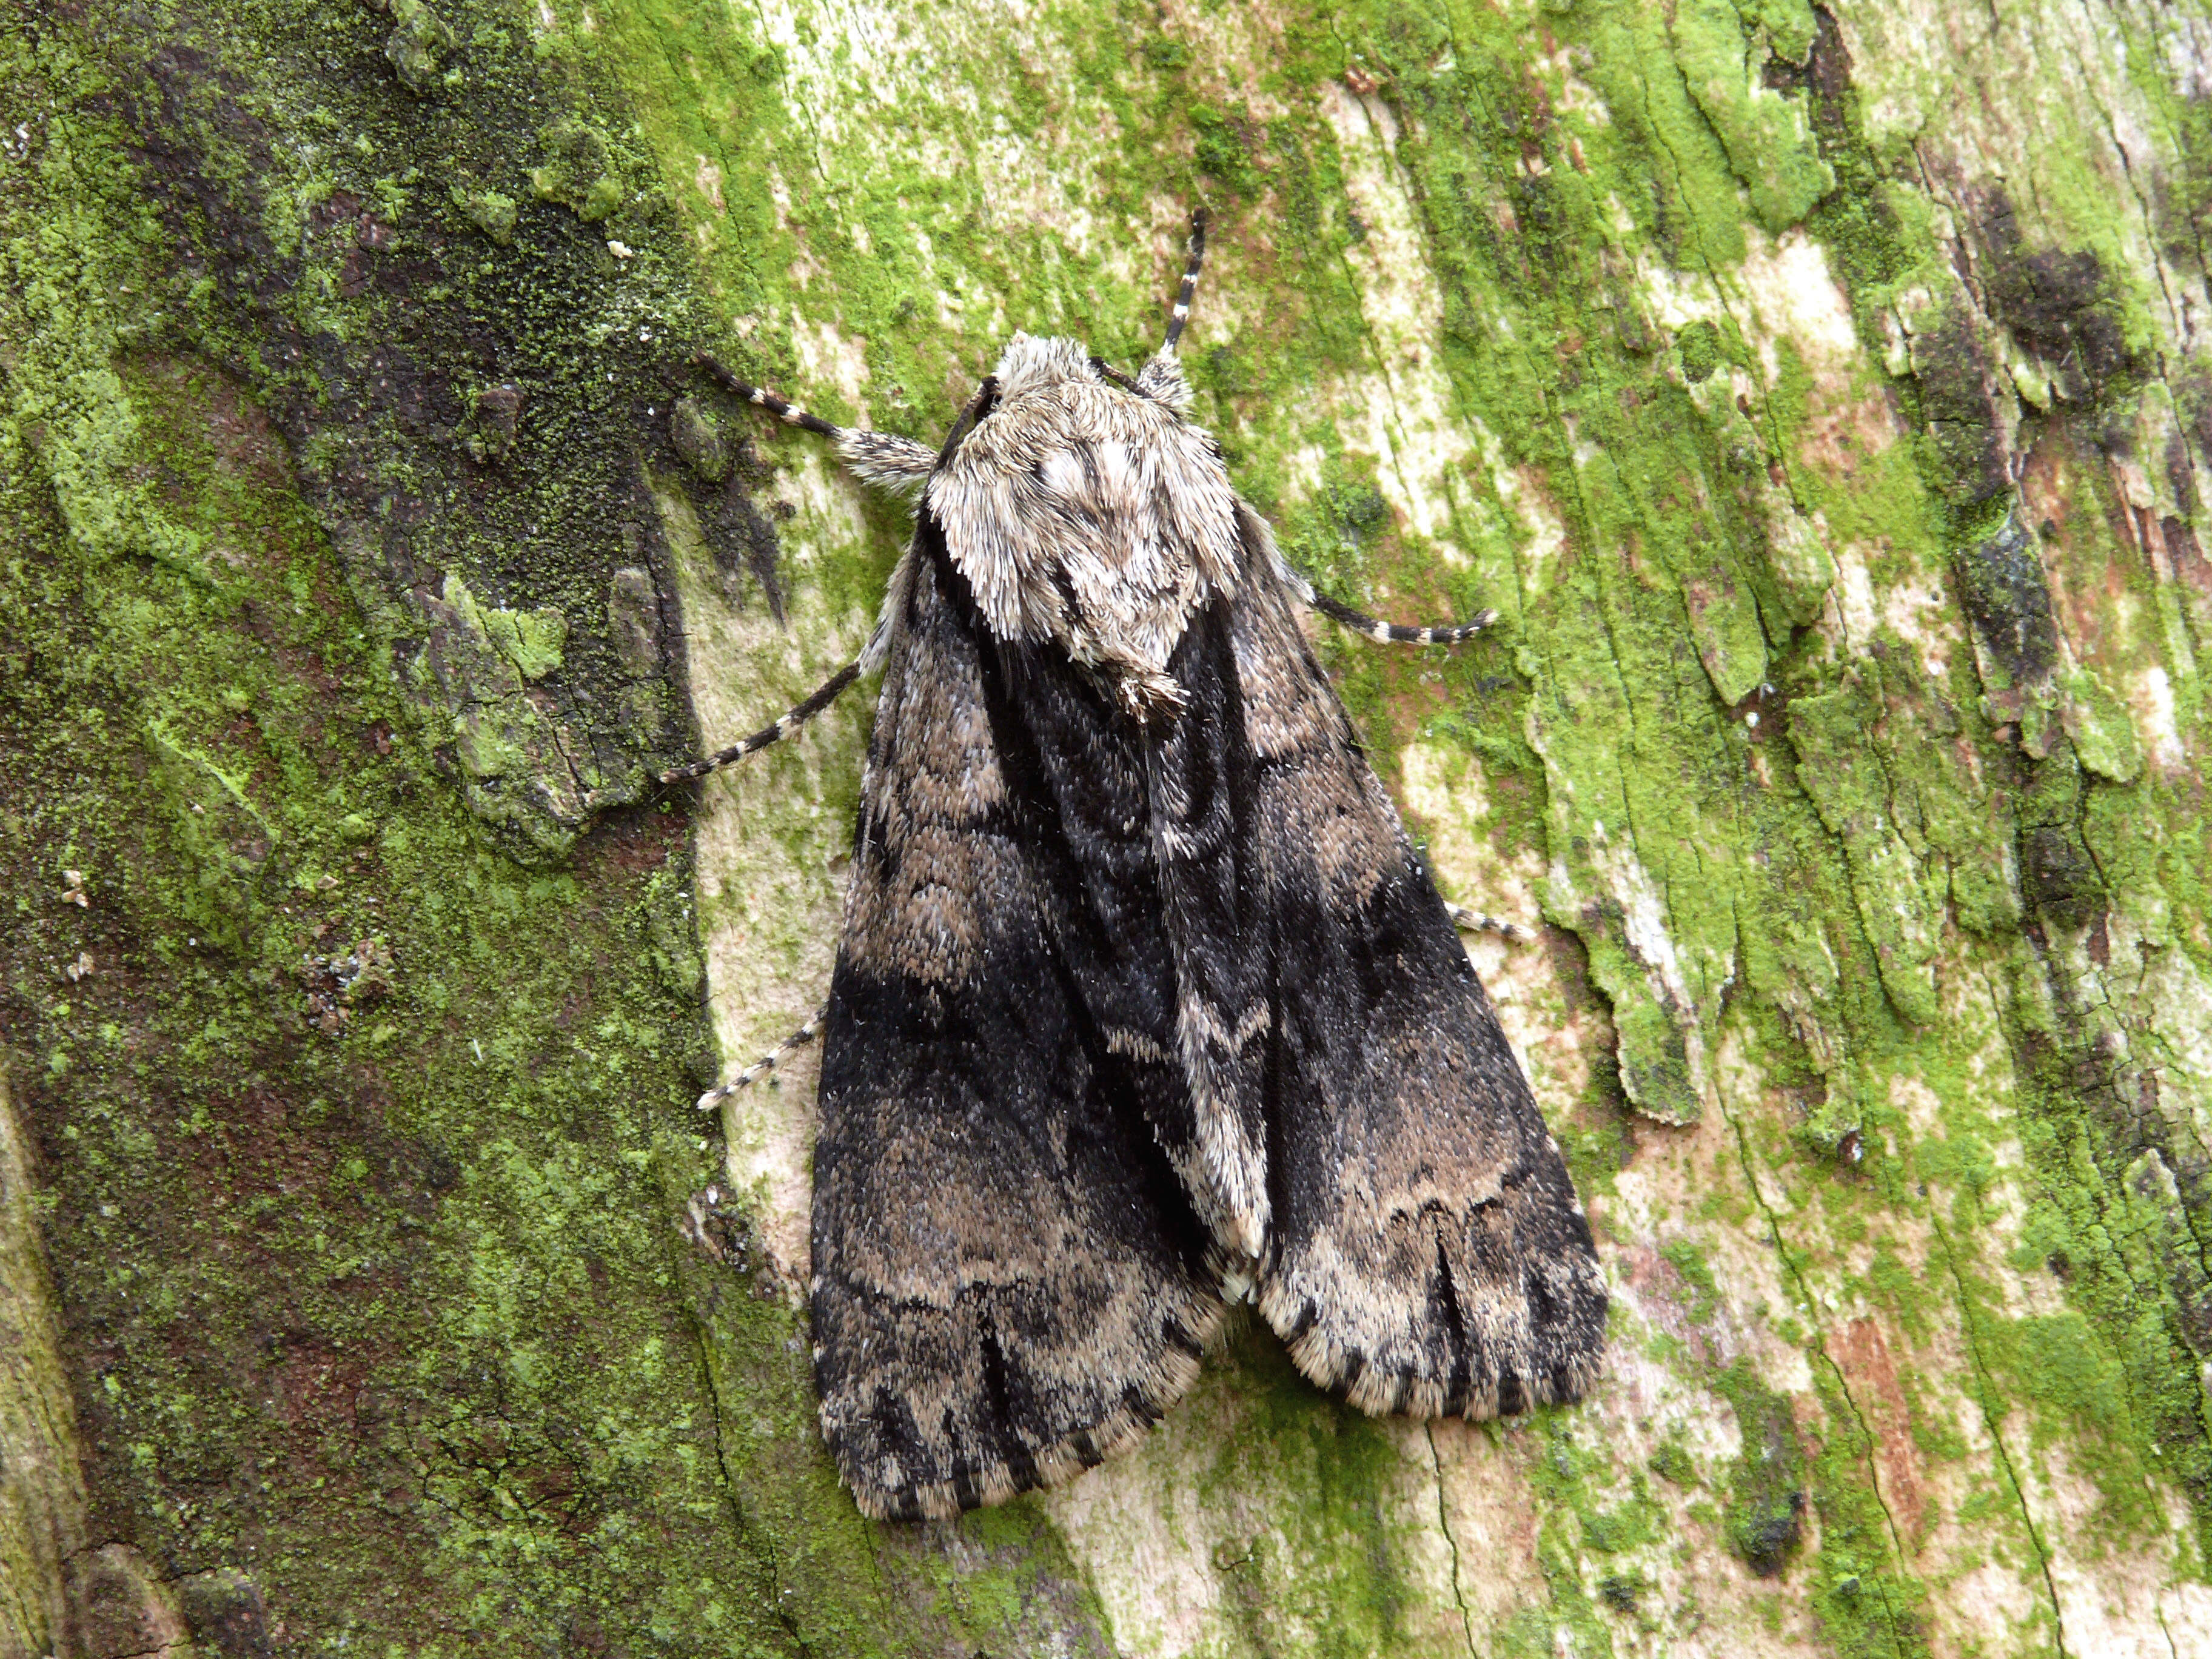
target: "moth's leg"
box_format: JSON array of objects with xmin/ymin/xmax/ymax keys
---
[
  {"xmin": 1447, "ymin": 903, "xmax": 1535, "ymax": 943},
  {"xmin": 696, "ymin": 352, "xmax": 934, "ymax": 498},
  {"xmin": 659, "ymin": 659, "xmax": 862, "ymax": 782},
  {"xmin": 697, "ymin": 1000, "xmax": 830, "ymax": 1110},
  {"xmin": 1136, "ymin": 210, "xmax": 1208, "ymax": 409},
  {"xmin": 1278, "ymin": 557, "xmax": 1500, "ymax": 646}
]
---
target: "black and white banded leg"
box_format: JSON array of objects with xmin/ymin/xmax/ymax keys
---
[
  {"xmin": 696, "ymin": 352, "xmax": 936, "ymax": 498},
  {"xmin": 1448, "ymin": 903, "xmax": 1535, "ymax": 943},
  {"xmin": 1273, "ymin": 557, "xmax": 1498, "ymax": 646},
  {"xmin": 698, "ymin": 1002, "xmax": 830, "ymax": 1110},
  {"xmin": 661, "ymin": 660, "xmax": 863, "ymax": 783}
]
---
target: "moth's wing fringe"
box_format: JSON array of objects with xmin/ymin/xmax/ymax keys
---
[
  {"xmin": 839, "ymin": 1298, "xmax": 1225, "ymax": 1521},
  {"xmin": 1256, "ymin": 1255, "xmax": 1607, "ymax": 1422}
]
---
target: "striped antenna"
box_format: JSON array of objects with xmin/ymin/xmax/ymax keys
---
[
  {"xmin": 1163, "ymin": 209, "xmax": 1208, "ymax": 354},
  {"xmin": 1305, "ymin": 588, "xmax": 1497, "ymax": 646}
]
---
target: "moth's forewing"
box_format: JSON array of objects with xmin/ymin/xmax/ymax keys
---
[
  {"xmin": 809, "ymin": 518, "xmax": 1224, "ymax": 1521},
  {"xmin": 1228, "ymin": 506, "xmax": 1607, "ymax": 1416}
]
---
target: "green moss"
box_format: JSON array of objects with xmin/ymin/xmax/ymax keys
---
[
  {"xmin": 1660, "ymin": 1238, "xmax": 1721, "ymax": 1324},
  {"xmin": 12, "ymin": 0, "xmax": 2209, "ymax": 1646},
  {"xmin": 141, "ymin": 720, "xmax": 281, "ymax": 953},
  {"xmin": 0, "ymin": 344, "xmax": 777, "ymax": 1647},
  {"xmin": 1193, "ymin": 1328, "xmax": 1421, "ymax": 1655},
  {"xmin": 477, "ymin": 596, "xmax": 568, "ymax": 681},
  {"xmin": 1648, "ymin": 1440, "xmax": 1698, "ymax": 1488},
  {"xmin": 1677, "ymin": 318, "xmax": 1724, "ymax": 384},
  {"xmin": 463, "ymin": 186, "xmax": 517, "ymax": 244},
  {"xmin": 1671, "ymin": 0, "xmax": 1834, "ymax": 233},
  {"xmin": 1193, "ymin": 104, "xmax": 1261, "ymax": 196},
  {"xmin": 385, "ymin": 0, "xmax": 458, "ymax": 96},
  {"xmin": 531, "ymin": 117, "xmax": 624, "ymax": 221}
]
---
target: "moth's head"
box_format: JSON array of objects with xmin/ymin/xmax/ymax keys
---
[{"xmin": 992, "ymin": 333, "xmax": 1131, "ymax": 403}]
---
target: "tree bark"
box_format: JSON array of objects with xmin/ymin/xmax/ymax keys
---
[{"xmin": 4, "ymin": 0, "xmax": 2210, "ymax": 1653}]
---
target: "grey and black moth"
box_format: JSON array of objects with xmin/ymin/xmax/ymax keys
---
[{"xmin": 673, "ymin": 214, "xmax": 1607, "ymax": 1522}]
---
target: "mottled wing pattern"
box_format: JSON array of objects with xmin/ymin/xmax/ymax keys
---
[
  {"xmin": 980, "ymin": 585, "xmax": 1274, "ymax": 1274},
  {"xmin": 1228, "ymin": 504, "xmax": 1608, "ymax": 1418},
  {"xmin": 811, "ymin": 516, "xmax": 1226, "ymax": 1521}
]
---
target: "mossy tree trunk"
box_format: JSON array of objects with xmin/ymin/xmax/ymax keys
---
[{"xmin": 4, "ymin": 0, "xmax": 2210, "ymax": 1653}]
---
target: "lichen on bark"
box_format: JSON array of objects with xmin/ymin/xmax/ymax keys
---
[{"xmin": 4, "ymin": 0, "xmax": 2211, "ymax": 1652}]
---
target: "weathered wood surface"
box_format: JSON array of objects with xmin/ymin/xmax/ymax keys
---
[{"xmin": 3, "ymin": 0, "xmax": 2210, "ymax": 1653}]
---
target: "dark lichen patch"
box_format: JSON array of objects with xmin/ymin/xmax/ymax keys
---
[
  {"xmin": 1714, "ymin": 1363, "xmax": 1808, "ymax": 1578},
  {"xmin": 0, "ymin": 344, "xmax": 811, "ymax": 1647},
  {"xmin": 1193, "ymin": 104, "xmax": 1263, "ymax": 197},
  {"xmin": 1954, "ymin": 509, "xmax": 2061, "ymax": 697},
  {"xmin": 1991, "ymin": 1020, "xmax": 2212, "ymax": 1555},
  {"xmin": 663, "ymin": 377, "xmax": 797, "ymax": 620},
  {"xmin": 1909, "ymin": 307, "xmax": 2016, "ymax": 509},
  {"xmin": 669, "ymin": 394, "xmax": 731, "ymax": 483},
  {"xmin": 13, "ymin": 0, "xmax": 809, "ymax": 862},
  {"xmin": 1965, "ymin": 188, "xmax": 2143, "ymax": 403}
]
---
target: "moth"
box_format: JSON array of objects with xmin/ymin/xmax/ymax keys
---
[{"xmin": 674, "ymin": 215, "xmax": 1606, "ymax": 1521}]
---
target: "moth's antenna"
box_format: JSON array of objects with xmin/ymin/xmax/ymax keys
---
[
  {"xmin": 695, "ymin": 352, "xmax": 936, "ymax": 497},
  {"xmin": 1304, "ymin": 587, "xmax": 1496, "ymax": 646},
  {"xmin": 1163, "ymin": 209, "xmax": 1208, "ymax": 355},
  {"xmin": 1268, "ymin": 543, "xmax": 1497, "ymax": 646},
  {"xmin": 934, "ymin": 376, "xmax": 1000, "ymax": 464},
  {"xmin": 1138, "ymin": 212, "xmax": 1208, "ymax": 409}
]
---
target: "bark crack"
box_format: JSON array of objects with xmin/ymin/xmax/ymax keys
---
[
  {"xmin": 2084, "ymin": 99, "xmax": 2185, "ymax": 346},
  {"xmin": 1928, "ymin": 1205, "xmax": 2070, "ymax": 1657},
  {"xmin": 1321, "ymin": 75, "xmax": 1440, "ymax": 576},
  {"xmin": 688, "ymin": 1309, "xmax": 817, "ymax": 1659},
  {"xmin": 743, "ymin": 0, "xmax": 830, "ymax": 195},
  {"xmin": 1712, "ymin": 1066, "xmax": 1915, "ymax": 1654},
  {"xmin": 1425, "ymin": 1424, "xmax": 1481, "ymax": 1659}
]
